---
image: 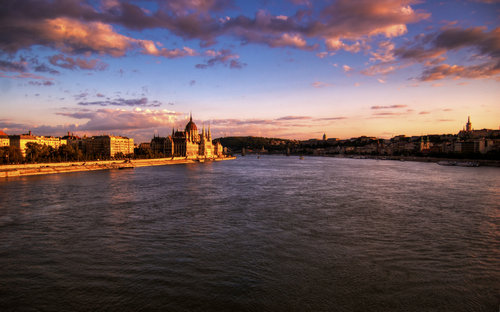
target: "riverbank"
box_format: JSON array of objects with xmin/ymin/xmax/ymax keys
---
[
  {"xmin": 0, "ymin": 156, "xmax": 236, "ymax": 178},
  {"xmin": 242, "ymin": 153, "xmax": 500, "ymax": 167},
  {"xmin": 317, "ymin": 154, "xmax": 500, "ymax": 167}
]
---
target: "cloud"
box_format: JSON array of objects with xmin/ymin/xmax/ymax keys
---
[
  {"xmin": 394, "ymin": 26, "xmax": 500, "ymax": 81},
  {"xmin": 316, "ymin": 52, "xmax": 330, "ymax": 58},
  {"xmin": 276, "ymin": 116, "xmax": 312, "ymax": 121},
  {"xmin": 0, "ymin": 14, "xmax": 198, "ymax": 60},
  {"xmin": 270, "ymin": 33, "xmax": 311, "ymax": 49},
  {"xmin": 371, "ymin": 104, "xmax": 407, "ymax": 110},
  {"xmin": 311, "ymin": 81, "xmax": 332, "ymax": 88},
  {"xmin": 0, "ymin": 0, "xmax": 431, "ymax": 86},
  {"xmin": 315, "ymin": 0, "xmax": 429, "ymax": 48},
  {"xmin": 0, "ymin": 71, "xmax": 53, "ymax": 80},
  {"xmin": 370, "ymin": 41, "xmax": 396, "ymax": 62},
  {"xmin": 373, "ymin": 112, "xmax": 403, "ymax": 116},
  {"xmin": 49, "ymin": 54, "xmax": 108, "ymax": 71},
  {"xmin": 314, "ymin": 117, "xmax": 347, "ymax": 121},
  {"xmin": 1, "ymin": 0, "xmax": 426, "ymax": 53},
  {"xmin": 196, "ymin": 49, "xmax": 246, "ymax": 69},
  {"xmin": 56, "ymin": 108, "xmax": 182, "ymax": 131},
  {"xmin": 28, "ymin": 80, "xmax": 54, "ymax": 86},
  {"xmin": 0, "ymin": 60, "xmax": 27, "ymax": 72},
  {"xmin": 419, "ymin": 62, "xmax": 500, "ymax": 81},
  {"xmin": 34, "ymin": 64, "xmax": 60, "ymax": 75},
  {"xmin": 2, "ymin": 0, "xmax": 496, "ymax": 83},
  {"xmin": 343, "ymin": 65, "xmax": 352, "ymax": 72},
  {"xmin": 361, "ymin": 63, "xmax": 397, "ymax": 76},
  {"xmin": 78, "ymin": 97, "xmax": 163, "ymax": 107},
  {"xmin": 74, "ymin": 92, "xmax": 89, "ymax": 100}
]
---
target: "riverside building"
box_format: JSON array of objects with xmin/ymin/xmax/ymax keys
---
[
  {"xmin": 151, "ymin": 114, "xmax": 224, "ymax": 158},
  {"xmin": 0, "ymin": 131, "xmax": 9, "ymax": 147},
  {"xmin": 8, "ymin": 131, "xmax": 67, "ymax": 157},
  {"xmin": 82, "ymin": 135, "xmax": 134, "ymax": 158}
]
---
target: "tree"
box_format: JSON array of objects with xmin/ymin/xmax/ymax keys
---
[{"xmin": 0, "ymin": 146, "xmax": 23, "ymax": 164}]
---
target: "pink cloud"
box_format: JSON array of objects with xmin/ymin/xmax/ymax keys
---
[
  {"xmin": 343, "ymin": 65, "xmax": 352, "ymax": 72},
  {"xmin": 371, "ymin": 104, "xmax": 407, "ymax": 109},
  {"xmin": 420, "ymin": 63, "xmax": 500, "ymax": 81},
  {"xmin": 49, "ymin": 54, "xmax": 108, "ymax": 71},
  {"xmin": 311, "ymin": 81, "xmax": 333, "ymax": 88}
]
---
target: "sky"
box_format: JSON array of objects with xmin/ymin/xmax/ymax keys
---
[{"xmin": 0, "ymin": 0, "xmax": 499, "ymax": 143}]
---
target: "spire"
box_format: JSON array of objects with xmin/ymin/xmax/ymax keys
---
[
  {"xmin": 189, "ymin": 111, "xmax": 192, "ymax": 122},
  {"xmin": 208, "ymin": 125, "xmax": 211, "ymax": 140},
  {"xmin": 468, "ymin": 116, "xmax": 470, "ymax": 123}
]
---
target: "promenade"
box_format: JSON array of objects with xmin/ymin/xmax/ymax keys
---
[{"xmin": 0, "ymin": 156, "xmax": 236, "ymax": 178}]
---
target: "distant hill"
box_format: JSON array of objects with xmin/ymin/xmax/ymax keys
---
[{"xmin": 215, "ymin": 136, "xmax": 298, "ymax": 154}]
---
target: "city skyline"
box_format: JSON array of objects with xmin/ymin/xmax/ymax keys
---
[{"xmin": 1, "ymin": 0, "xmax": 499, "ymax": 143}]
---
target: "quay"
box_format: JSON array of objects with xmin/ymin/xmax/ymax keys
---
[{"xmin": 0, "ymin": 156, "xmax": 236, "ymax": 178}]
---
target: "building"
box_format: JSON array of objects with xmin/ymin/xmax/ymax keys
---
[
  {"xmin": 150, "ymin": 114, "xmax": 224, "ymax": 158},
  {"xmin": 86, "ymin": 135, "xmax": 134, "ymax": 158},
  {"xmin": 419, "ymin": 136, "xmax": 431, "ymax": 152},
  {"xmin": 151, "ymin": 135, "xmax": 173, "ymax": 156},
  {"xmin": 9, "ymin": 131, "xmax": 67, "ymax": 157},
  {"xmin": 0, "ymin": 130, "xmax": 9, "ymax": 147}
]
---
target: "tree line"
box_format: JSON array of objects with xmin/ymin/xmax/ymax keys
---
[{"xmin": 0, "ymin": 143, "xmax": 133, "ymax": 164}]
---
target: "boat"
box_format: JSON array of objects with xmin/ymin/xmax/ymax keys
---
[
  {"xmin": 438, "ymin": 161, "xmax": 456, "ymax": 166},
  {"xmin": 438, "ymin": 161, "xmax": 479, "ymax": 167},
  {"xmin": 457, "ymin": 161, "xmax": 480, "ymax": 167}
]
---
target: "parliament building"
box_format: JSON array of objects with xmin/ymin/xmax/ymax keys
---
[{"xmin": 150, "ymin": 115, "xmax": 224, "ymax": 158}]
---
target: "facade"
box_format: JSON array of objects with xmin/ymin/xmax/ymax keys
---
[
  {"xmin": 150, "ymin": 115, "xmax": 224, "ymax": 158},
  {"xmin": 9, "ymin": 131, "xmax": 67, "ymax": 157},
  {"xmin": 63, "ymin": 133, "xmax": 134, "ymax": 158},
  {"xmin": 0, "ymin": 130, "xmax": 9, "ymax": 147},
  {"xmin": 151, "ymin": 135, "xmax": 173, "ymax": 156},
  {"xmin": 86, "ymin": 135, "xmax": 134, "ymax": 158}
]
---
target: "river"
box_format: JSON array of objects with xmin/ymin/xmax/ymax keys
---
[{"xmin": 0, "ymin": 156, "xmax": 499, "ymax": 311}]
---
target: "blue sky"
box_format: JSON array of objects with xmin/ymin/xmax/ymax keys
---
[{"xmin": 0, "ymin": 0, "xmax": 499, "ymax": 142}]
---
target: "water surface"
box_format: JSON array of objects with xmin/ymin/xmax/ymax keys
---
[{"xmin": 0, "ymin": 156, "xmax": 499, "ymax": 311}]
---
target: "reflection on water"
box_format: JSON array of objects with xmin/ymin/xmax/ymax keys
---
[{"xmin": 0, "ymin": 156, "xmax": 499, "ymax": 311}]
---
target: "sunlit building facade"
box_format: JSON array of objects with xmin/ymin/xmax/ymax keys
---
[
  {"xmin": 0, "ymin": 131, "xmax": 9, "ymax": 147},
  {"xmin": 9, "ymin": 131, "xmax": 67, "ymax": 157},
  {"xmin": 150, "ymin": 115, "xmax": 224, "ymax": 158},
  {"xmin": 85, "ymin": 135, "xmax": 134, "ymax": 158}
]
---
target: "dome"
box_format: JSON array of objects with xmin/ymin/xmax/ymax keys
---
[{"xmin": 185, "ymin": 115, "xmax": 197, "ymax": 132}]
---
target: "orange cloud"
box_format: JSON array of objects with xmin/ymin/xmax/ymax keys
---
[{"xmin": 44, "ymin": 17, "xmax": 131, "ymax": 56}]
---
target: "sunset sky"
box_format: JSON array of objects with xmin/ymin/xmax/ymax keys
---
[{"xmin": 0, "ymin": 0, "xmax": 499, "ymax": 142}]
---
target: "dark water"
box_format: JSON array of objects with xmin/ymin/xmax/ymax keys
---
[{"xmin": 0, "ymin": 156, "xmax": 499, "ymax": 312}]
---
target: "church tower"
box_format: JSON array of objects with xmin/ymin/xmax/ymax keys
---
[{"xmin": 466, "ymin": 116, "xmax": 472, "ymax": 132}]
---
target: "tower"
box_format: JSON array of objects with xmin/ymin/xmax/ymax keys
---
[{"xmin": 466, "ymin": 116, "xmax": 472, "ymax": 132}]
